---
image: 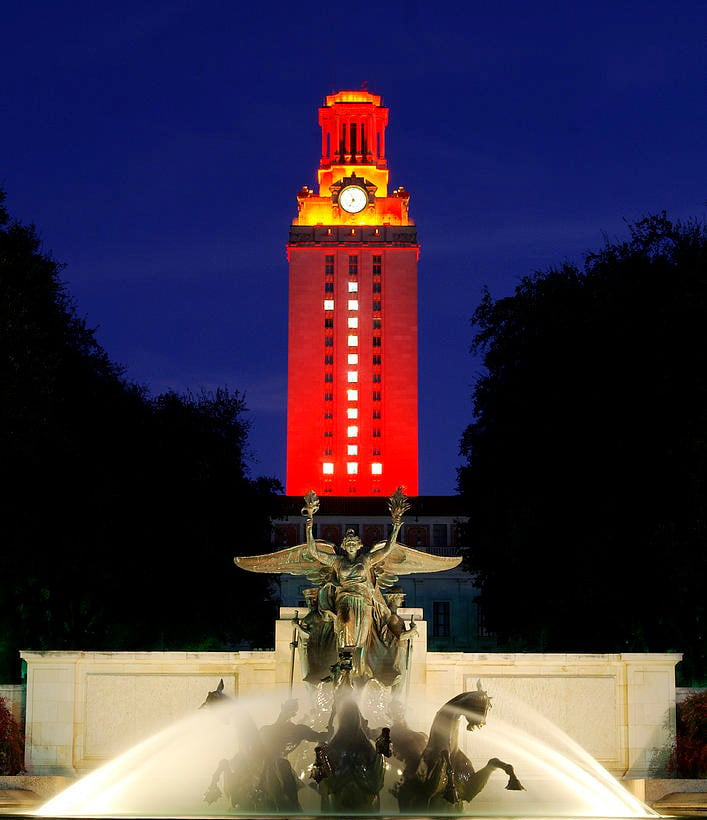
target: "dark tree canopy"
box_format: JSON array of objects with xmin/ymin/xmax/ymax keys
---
[
  {"xmin": 0, "ymin": 190, "xmax": 280, "ymax": 681},
  {"xmin": 459, "ymin": 213, "xmax": 707, "ymax": 684}
]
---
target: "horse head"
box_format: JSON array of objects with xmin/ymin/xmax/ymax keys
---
[
  {"xmin": 462, "ymin": 680, "xmax": 492, "ymax": 730},
  {"xmin": 199, "ymin": 678, "xmax": 229, "ymax": 709}
]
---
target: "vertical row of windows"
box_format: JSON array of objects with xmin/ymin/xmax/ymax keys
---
[
  {"xmin": 371, "ymin": 255, "xmax": 383, "ymax": 484},
  {"xmin": 323, "ymin": 255, "xmax": 335, "ymax": 489},
  {"xmin": 347, "ymin": 255, "xmax": 358, "ymax": 492}
]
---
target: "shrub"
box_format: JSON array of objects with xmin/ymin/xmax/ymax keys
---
[
  {"xmin": 0, "ymin": 696, "xmax": 24, "ymax": 775},
  {"xmin": 669, "ymin": 690, "xmax": 707, "ymax": 778}
]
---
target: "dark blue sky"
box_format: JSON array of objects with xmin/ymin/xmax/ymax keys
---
[{"xmin": 2, "ymin": 1, "xmax": 704, "ymax": 493}]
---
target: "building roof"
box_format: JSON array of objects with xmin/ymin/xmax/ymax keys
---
[{"xmin": 271, "ymin": 494, "xmax": 467, "ymax": 519}]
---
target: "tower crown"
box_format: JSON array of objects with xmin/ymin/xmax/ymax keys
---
[{"xmin": 317, "ymin": 89, "xmax": 390, "ymax": 198}]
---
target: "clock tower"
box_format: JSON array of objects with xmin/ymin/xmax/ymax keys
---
[{"xmin": 286, "ymin": 90, "xmax": 419, "ymax": 496}]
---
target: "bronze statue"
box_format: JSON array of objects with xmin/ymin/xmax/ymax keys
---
[
  {"xmin": 392, "ymin": 683, "xmax": 524, "ymax": 813},
  {"xmin": 204, "ymin": 698, "xmax": 326, "ymax": 812},
  {"xmin": 292, "ymin": 588, "xmax": 337, "ymax": 684},
  {"xmin": 312, "ymin": 697, "xmax": 392, "ymax": 812},
  {"xmin": 235, "ymin": 488, "xmax": 460, "ymax": 686}
]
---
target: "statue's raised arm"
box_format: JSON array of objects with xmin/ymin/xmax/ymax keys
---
[
  {"xmin": 302, "ymin": 490, "xmax": 336, "ymax": 567},
  {"xmin": 233, "ymin": 490, "xmax": 337, "ymax": 584},
  {"xmin": 369, "ymin": 487, "xmax": 411, "ymax": 566}
]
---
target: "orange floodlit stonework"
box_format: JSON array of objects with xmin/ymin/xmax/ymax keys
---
[{"xmin": 286, "ymin": 90, "xmax": 419, "ymax": 496}]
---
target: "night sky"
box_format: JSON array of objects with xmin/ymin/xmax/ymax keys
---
[{"xmin": 2, "ymin": 1, "xmax": 704, "ymax": 494}]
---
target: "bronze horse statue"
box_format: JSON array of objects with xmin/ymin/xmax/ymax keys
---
[
  {"xmin": 313, "ymin": 698, "xmax": 393, "ymax": 812},
  {"xmin": 201, "ymin": 686, "xmax": 325, "ymax": 812},
  {"xmin": 393, "ymin": 682, "xmax": 524, "ymax": 812}
]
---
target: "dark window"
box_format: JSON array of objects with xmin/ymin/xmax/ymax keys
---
[
  {"xmin": 373, "ymin": 301, "xmax": 381, "ymax": 312},
  {"xmin": 324, "ymin": 373, "xmax": 333, "ymax": 382},
  {"xmin": 325, "ymin": 281, "xmax": 334, "ymax": 293},
  {"xmin": 373, "ymin": 318, "xmax": 382, "ymax": 329},
  {"xmin": 372, "ymin": 255, "xmax": 382, "ymax": 276},
  {"xmin": 373, "ymin": 428, "xmax": 381, "ymax": 438},
  {"xmin": 323, "ymin": 430, "xmax": 333, "ymax": 437},
  {"xmin": 372, "ymin": 354, "xmax": 381, "ymax": 365},
  {"xmin": 432, "ymin": 601, "xmax": 450, "ymax": 638},
  {"xmin": 476, "ymin": 603, "xmax": 493, "ymax": 638},
  {"xmin": 324, "ymin": 392, "xmax": 333, "ymax": 401},
  {"xmin": 349, "ymin": 255, "xmax": 358, "ymax": 276},
  {"xmin": 324, "ymin": 411, "xmax": 333, "ymax": 419},
  {"xmin": 372, "ymin": 409, "xmax": 381, "ymax": 419},
  {"xmin": 325, "ymin": 255, "xmax": 334, "ymax": 275},
  {"xmin": 373, "ymin": 373, "xmax": 381, "ymax": 383},
  {"xmin": 325, "ymin": 317, "xmax": 334, "ymax": 328},
  {"xmin": 373, "ymin": 337, "xmax": 381, "ymax": 347},
  {"xmin": 373, "ymin": 391, "xmax": 381, "ymax": 401},
  {"xmin": 432, "ymin": 523, "xmax": 448, "ymax": 547},
  {"xmin": 325, "ymin": 337, "xmax": 334, "ymax": 347},
  {"xmin": 324, "ymin": 447, "xmax": 332, "ymax": 456},
  {"xmin": 325, "ymin": 355, "xmax": 333, "ymax": 365},
  {"xmin": 372, "ymin": 447, "xmax": 381, "ymax": 456},
  {"xmin": 373, "ymin": 282, "xmax": 381, "ymax": 293}
]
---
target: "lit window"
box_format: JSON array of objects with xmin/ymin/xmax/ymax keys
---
[
  {"xmin": 348, "ymin": 317, "xmax": 358, "ymax": 329},
  {"xmin": 347, "ymin": 389, "xmax": 358, "ymax": 401},
  {"xmin": 347, "ymin": 426, "xmax": 358, "ymax": 437},
  {"xmin": 371, "ymin": 463, "xmax": 382, "ymax": 475},
  {"xmin": 347, "ymin": 371, "xmax": 358, "ymax": 383},
  {"xmin": 347, "ymin": 462, "xmax": 358, "ymax": 474},
  {"xmin": 348, "ymin": 281, "xmax": 358, "ymax": 293},
  {"xmin": 348, "ymin": 299, "xmax": 359, "ymax": 311},
  {"xmin": 323, "ymin": 463, "xmax": 334, "ymax": 474},
  {"xmin": 348, "ymin": 335, "xmax": 358, "ymax": 346},
  {"xmin": 348, "ymin": 353, "xmax": 358, "ymax": 365},
  {"xmin": 324, "ymin": 300, "xmax": 334, "ymax": 311},
  {"xmin": 347, "ymin": 408, "xmax": 358, "ymax": 419},
  {"xmin": 348, "ymin": 444, "xmax": 358, "ymax": 456}
]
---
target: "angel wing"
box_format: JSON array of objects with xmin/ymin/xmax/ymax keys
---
[
  {"xmin": 234, "ymin": 540, "xmax": 337, "ymax": 586},
  {"xmin": 369, "ymin": 541, "xmax": 462, "ymax": 589}
]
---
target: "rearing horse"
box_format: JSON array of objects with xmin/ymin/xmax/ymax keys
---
[{"xmin": 394, "ymin": 683, "xmax": 524, "ymax": 812}]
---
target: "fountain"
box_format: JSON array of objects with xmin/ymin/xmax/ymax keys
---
[{"xmin": 36, "ymin": 489, "xmax": 657, "ymax": 817}]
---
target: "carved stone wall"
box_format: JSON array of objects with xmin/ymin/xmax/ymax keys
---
[{"xmin": 20, "ymin": 638, "xmax": 679, "ymax": 778}]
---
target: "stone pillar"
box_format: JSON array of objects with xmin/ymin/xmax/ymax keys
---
[{"xmin": 624, "ymin": 653, "xmax": 681, "ymax": 777}]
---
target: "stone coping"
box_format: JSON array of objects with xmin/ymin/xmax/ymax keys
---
[{"xmin": 20, "ymin": 649, "xmax": 683, "ymax": 662}]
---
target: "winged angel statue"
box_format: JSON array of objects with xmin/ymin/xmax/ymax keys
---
[{"xmin": 235, "ymin": 488, "xmax": 461, "ymax": 686}]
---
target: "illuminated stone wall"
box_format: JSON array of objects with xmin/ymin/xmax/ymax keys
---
[{"xmin": 21, "ymin": 623, "xmax": 679, "ymax": 778}]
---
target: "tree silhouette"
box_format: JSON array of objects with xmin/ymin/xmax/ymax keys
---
[
  {"xmin": 0, "ymin": 189, "xmax": 279, "ymax": 680},
  {"xmin": 459, "ymin": 213, "xmax": 707, "ymax": 684}
]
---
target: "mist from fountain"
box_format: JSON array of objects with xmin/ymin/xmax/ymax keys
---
[{"xmin": 37, "ymin": 685, "xmax": 656, "ymax": 818}]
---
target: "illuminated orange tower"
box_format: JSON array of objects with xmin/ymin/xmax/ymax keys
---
[{"xmin": 286, "ymin": 90, "xmax": 419, "ymax": 496}]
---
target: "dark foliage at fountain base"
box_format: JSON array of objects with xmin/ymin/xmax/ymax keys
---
[
  {"xmin": 0, "ymin": 696, "xmax": 24, "ymax": 775},
  {"xmin": 670, "ymin": 690, "xmax": 707, "ymax": 778}
]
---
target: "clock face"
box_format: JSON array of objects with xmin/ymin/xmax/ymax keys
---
[{"xmin": 339, "ymin": 185, "xmax": 368, "ymax": 214}]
